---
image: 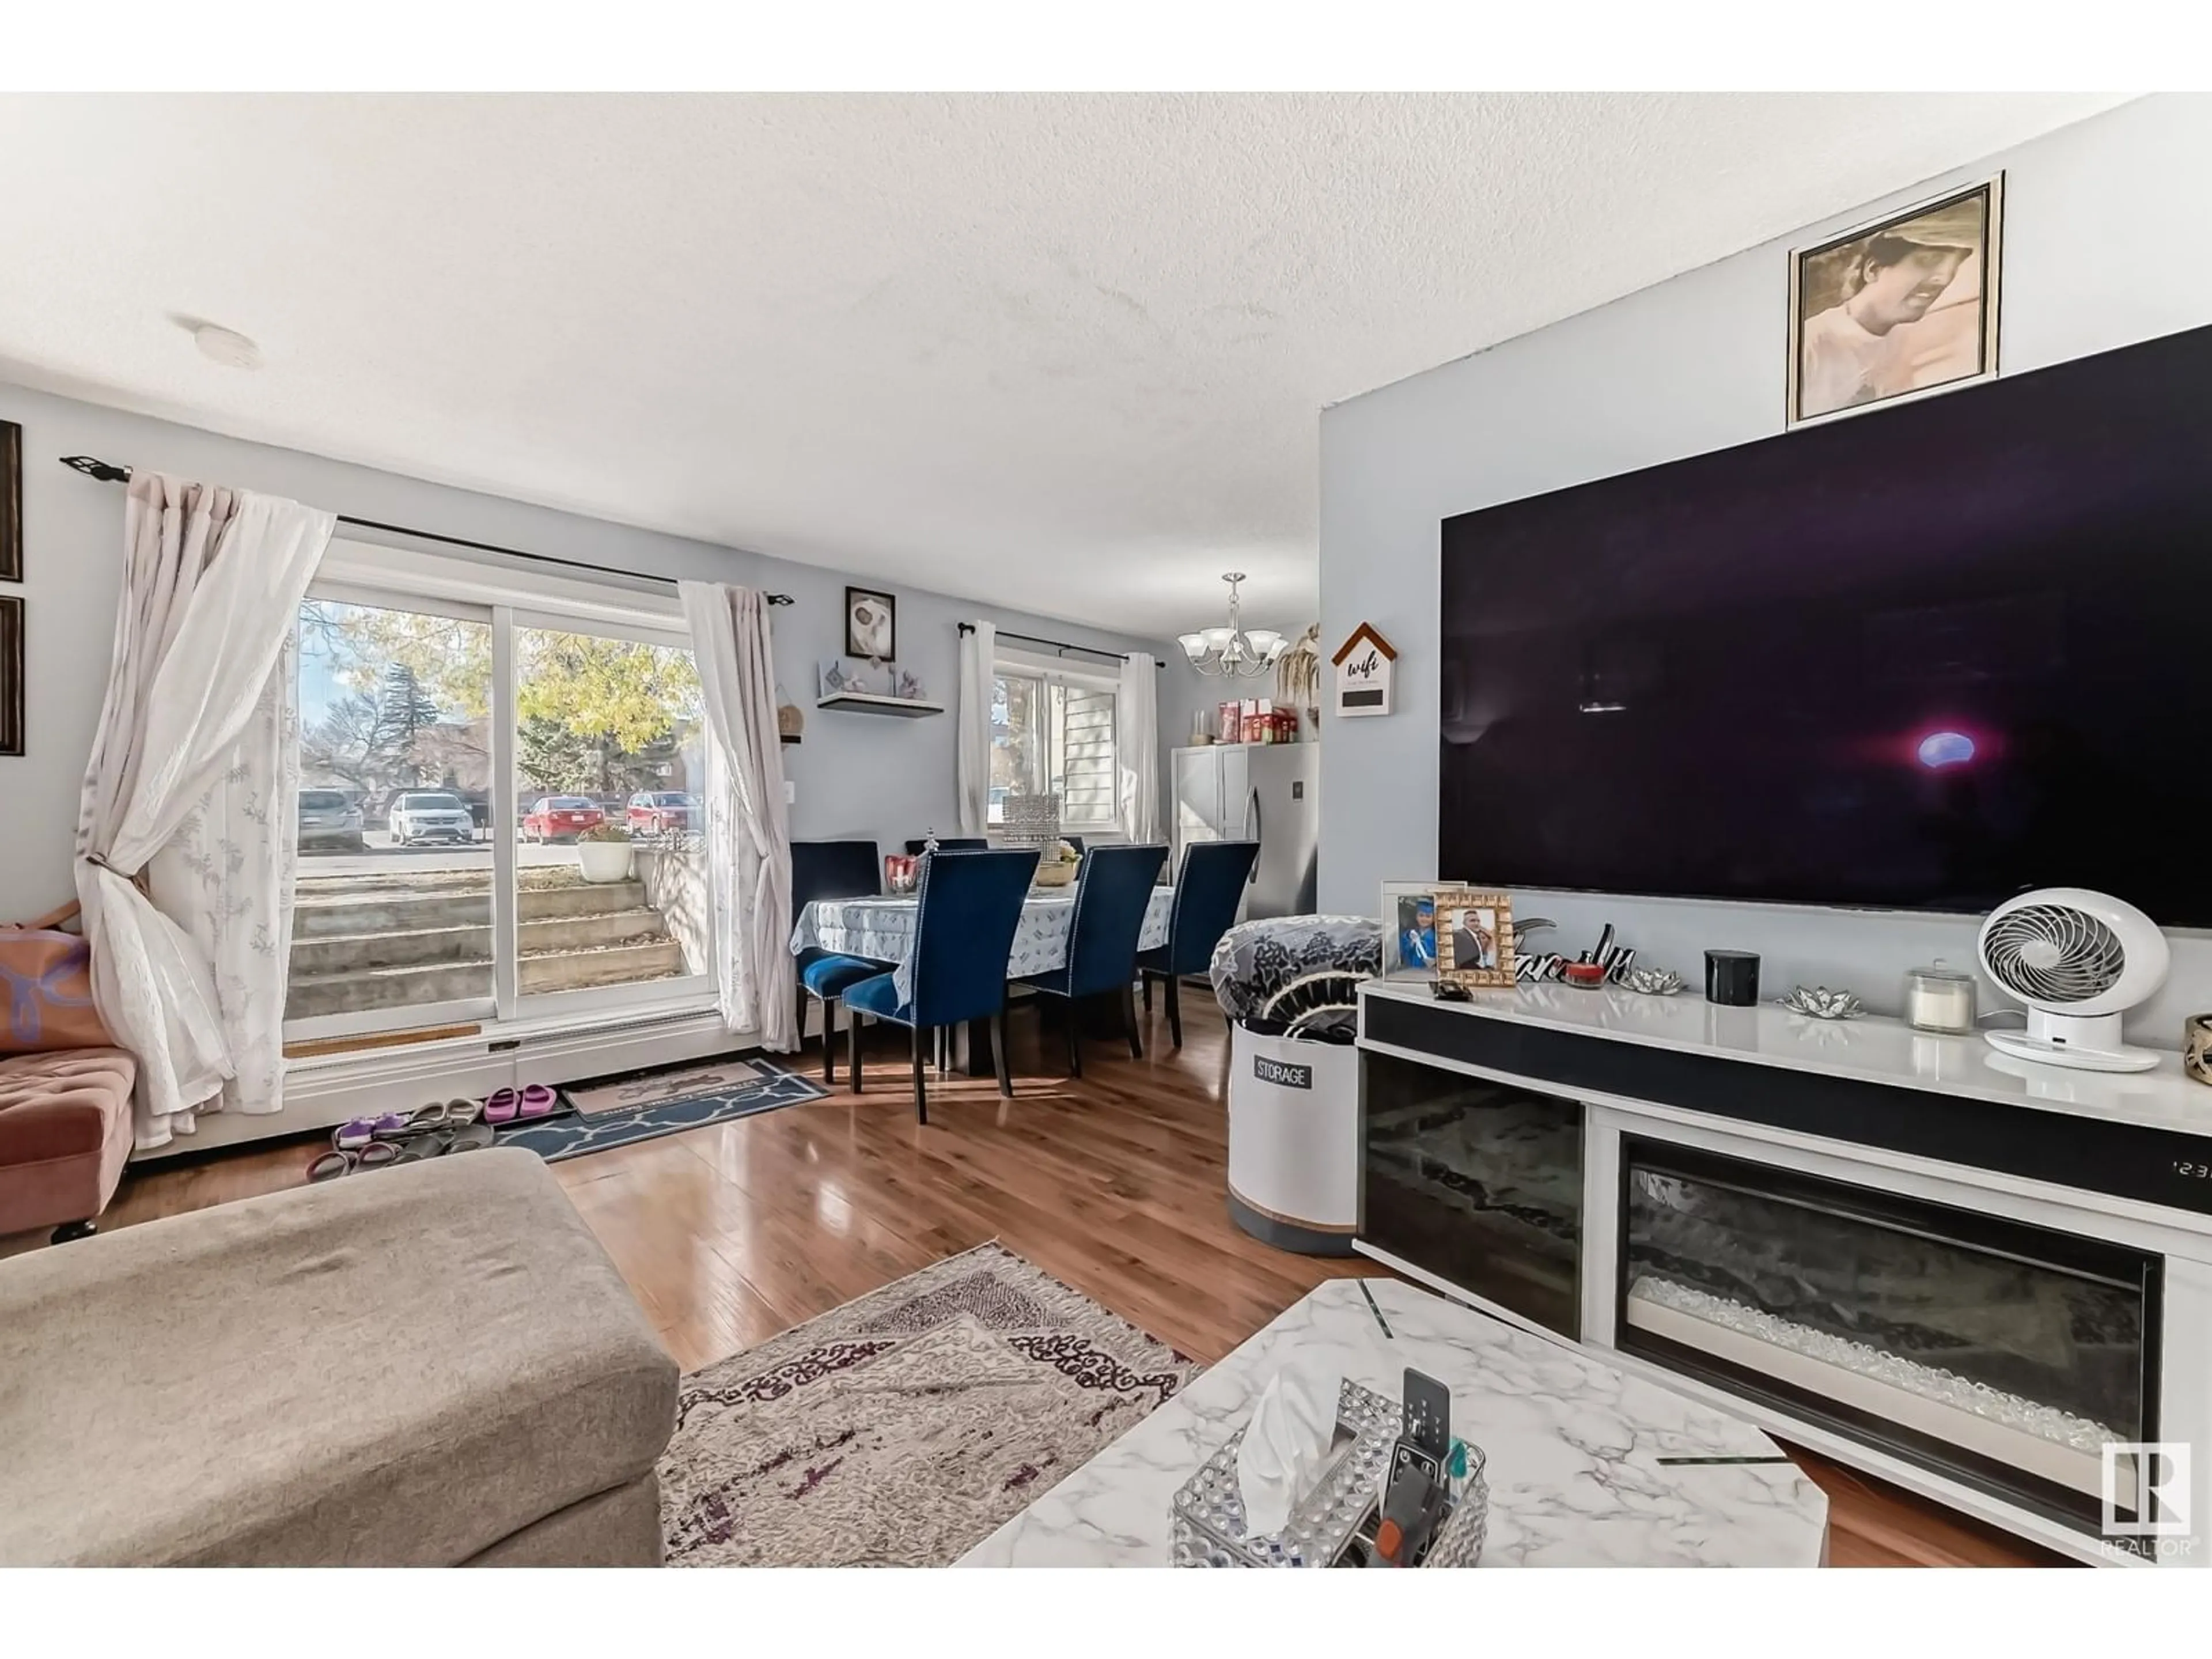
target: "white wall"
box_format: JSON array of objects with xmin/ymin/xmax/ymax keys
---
[
  {"xmin": 0, "ymin": 382, "xmax": 1171, "ymax": 920},
  {"xmin": 1319, "ymin": 93, "xmax": 2212, "ymax": 1041}
]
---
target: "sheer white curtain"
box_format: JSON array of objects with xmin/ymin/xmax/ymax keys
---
[
  {"xmin": 75, "ymin": 475, "xmax": 334, "ymax": 1149},
  {"xmin": 1118, "ymin": 650, "xmax": 1162, "ymax": 843},
  {"xmin": 956, "ymin": 619, "xmax": 995, "ymax": 837},
  {"xmin": 677, "ymin": 581, "xmax": 797, "ymax": 1050}
]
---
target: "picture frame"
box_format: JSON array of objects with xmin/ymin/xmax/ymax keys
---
[
  {"xmin": 1, "ymin": 419, "xmax": 20, "ymax": 584},
  {"xmin": 1379, "ymin": 880, "xmax": 1442, "ymax": 983},
  {"xmin": 844, "ymin": 585, "xmax": 896, "ymax": 661},
  {"xmin": 1433, "ymin": 888, "xmax": 1515, "ymax": 987},
  {"xmin": 1787, "ymin": 176, "xmax": 2002, "ymax": 427},
  {"xmin": 0, "ymin": 594, "xmax": 22, "ymax": 757}
]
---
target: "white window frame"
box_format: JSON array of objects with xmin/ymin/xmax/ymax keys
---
[
  {"xmin": 990, "ymin": 647, "xmax": 1123, "ymax": 840},
  {"xmin": 284, "ymin": 539, "xmax": 717, "ymax": 1050}
]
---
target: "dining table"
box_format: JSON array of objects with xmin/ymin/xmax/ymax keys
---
[{"xmin": 790, "ymin": 884, "xmax": 1176, "ymax": 1075}]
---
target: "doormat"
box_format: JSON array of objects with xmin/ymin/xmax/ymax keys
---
[{"xmin": 494, "ymin": 1057, "xmax": 827, "ymax": 1163}]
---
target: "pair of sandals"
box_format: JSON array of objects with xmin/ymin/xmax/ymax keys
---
[
  {"xmin": 484, "ymin": 1084, "xmax": 559, "ymax": 1126},
  {"xmin": 310, "ymin": 1097, "xmax": 497, "ymax": 1181}
]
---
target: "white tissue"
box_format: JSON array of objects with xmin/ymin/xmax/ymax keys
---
[{"xmin": 1235, "ymin": 1366, "xmax": 1341, "ymax": 1535}]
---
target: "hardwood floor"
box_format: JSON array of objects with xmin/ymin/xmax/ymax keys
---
[{"xmin": 71, "ymin": 999, "xmax": 2062, "ymax": 1566}]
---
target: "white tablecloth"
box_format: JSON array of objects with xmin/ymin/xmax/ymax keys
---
[{"xmin": 791, "ymin": 887, "xmax": 1174, "ymax": 1005}]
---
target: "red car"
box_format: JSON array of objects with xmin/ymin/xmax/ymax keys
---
[
  {"xmin": 521, "ymin": 796, "xmax": 605, "ymax": 843},
  {"xmin": 627, "ymin": 791, "xmax": 698, "ymax": 835}
]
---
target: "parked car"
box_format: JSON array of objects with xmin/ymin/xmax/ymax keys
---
[
  {"xmin": 627, "ymin": 791, "xmax": 698, "ymax": 835},
  {"xmin": 297, "ymin": 788, "xmax": 365, "ymax": 852},
  {"xmin": 388, "ymin": 790, "xmax": 476, "ymax": 846},
  {"xmin": 521, "ymin": 796, "xmax": 606, "ymax": 843}
]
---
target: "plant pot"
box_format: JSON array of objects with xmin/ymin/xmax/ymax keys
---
[{"xmin": 577, "ymin": 840, "xmax": 634, "ymax": 884}]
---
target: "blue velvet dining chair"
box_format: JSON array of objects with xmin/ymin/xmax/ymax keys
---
[
  {"xmin": 790, "ymin": 839, "xmax": 884, "ymax": 1085},
  {"xmin": 1139, "ymin": 840, "xmax": 1259, "ymax": 1048},
  {"xmin": 844, "ymin": 848, "xmax": 1040, "ymax": 1122},
  {"xmin": 903, "ymin": 836, "xmax": 988, "ymax": 857},
  {"xmin": 1016, "ymin": 842, "xmax": 1168, "ymax": 1076}
]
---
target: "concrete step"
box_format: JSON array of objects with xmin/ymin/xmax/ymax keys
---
[
  {"xmin": 288, "ymin": 907, "xmax": 671, "ymax": 975},
  {"xmin": 284, "ymin": 938, "xmax": 689, "ymax": 1020},
  {"xmin": 291, "ymin": 881, "xmax": 649, "ymax": 938}
]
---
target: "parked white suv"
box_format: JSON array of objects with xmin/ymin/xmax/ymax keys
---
[{"xmin": 387, "ymin": 790, "xmax": 475, "ymax": 846}]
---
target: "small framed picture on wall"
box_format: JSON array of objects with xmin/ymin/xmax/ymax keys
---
[
  {"xmin": 844, "ymin": 586, "xmax": 896, "ymax": 661},
  {"xmin": 1788, "ymin": 177, "xmax": 2002, "ymax": 426},
  {"xmin": 1434, "ymin": 888, "xmax": 1516, "ymax": 988},
  {"xmin": 1, "ymin": 594, "xmax": 23, "ymax": 757},
  {"xmin": 1, "ymin": 419, "xmax": 21, "ymax": 584}
]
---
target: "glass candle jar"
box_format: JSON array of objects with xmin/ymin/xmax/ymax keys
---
[{"xmin": 1904, "ymin": 962, "xmax": 1976, "ymax": 1035}]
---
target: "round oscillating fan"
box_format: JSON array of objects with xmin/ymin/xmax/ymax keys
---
[{"xmin": 1976, "ymin": 888, "xmax": 2169, "ymax": 1073}]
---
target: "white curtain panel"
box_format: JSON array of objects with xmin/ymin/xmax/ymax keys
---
[
  {"xmin": 955, "ymin": 618, "xmax": 995, "ymax": 837},
  {"xmin": 75, "ymin": 476, "xmax": 334, "ymax": 1149},
  {"xmin": 677, "ymin": 581, "xmax": 797, "ymax": 1051},
  {"xmin": 1118, "ymin": 650, "xmax": 1162, "ymax": 843}
]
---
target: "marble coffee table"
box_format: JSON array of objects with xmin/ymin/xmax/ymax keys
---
[{"xmin": 959, "ymin": 1277, "xmax": 1829, "ymax": 1567}]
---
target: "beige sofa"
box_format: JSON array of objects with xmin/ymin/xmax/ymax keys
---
[{"xmin": 0, "ymin": 1148, "xmax": 676, "ymax": 1566}]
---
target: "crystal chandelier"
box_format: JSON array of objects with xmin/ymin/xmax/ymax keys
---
[{"xmin": 1177, "ymin": 573, "xmax": 1286, "ymax": 679}]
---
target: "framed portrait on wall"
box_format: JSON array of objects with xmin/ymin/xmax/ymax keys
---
[
  {"xmin": 1, "ymin": 419, "xmax": 20, "ymax": 583},
  {"xmin": 1433, "ymin": 888, "xmax": 1515, "ymax": 988},
  {"xmin": 1, "ymin": 594, "xmax": 22, "ymax": 757},
  {"xmin": 844, "ymin": 586, "xmax": 896, "ymax": 661},
  {"xmin": 1788, "ymin": 177, "xmax": 2002, "ymax": 426}
]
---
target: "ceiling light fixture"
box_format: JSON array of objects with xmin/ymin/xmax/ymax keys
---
[
  {"xmin": 183, "ymin": 319, "xmax": 262, "ymax": 370},
  {"xmin": 1177, "ymin": 573, "xmax": 1285, "ymax": 679}
]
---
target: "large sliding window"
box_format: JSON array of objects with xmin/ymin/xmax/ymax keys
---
[
  {"xmin": 285, "ymin": 542, "xmax": 714, "ymax": 1045},
  {"xmin": 989, "ymin": 654, "xmax": 1119, "ymax": 835}
]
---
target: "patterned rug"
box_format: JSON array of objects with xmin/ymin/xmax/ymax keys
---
[
  {"xmin": 657, "ymin": 1243, "xmax": 1199, "ymax": 1566},
  {"xmin": 493, "ymin": 1057, "xmax": 826, "ymax": 1162}
]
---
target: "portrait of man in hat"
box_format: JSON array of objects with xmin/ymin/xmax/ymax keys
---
[{"xmin": 1790, "ymin": 182, "xmax": 2000, "ymax": 423}]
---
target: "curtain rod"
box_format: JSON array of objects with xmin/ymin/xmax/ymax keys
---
[
  {"xmin": 57, "ymin": 455, "xmax": 794, "ymax": 605},
  {"xmin": 960, "ymin": 620, "xmax": 1164, "ymax": 669}
]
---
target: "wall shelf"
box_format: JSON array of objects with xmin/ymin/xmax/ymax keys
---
[{"xmin": 816, "ymin": 692, "xmax": 945, "ymax": 718}]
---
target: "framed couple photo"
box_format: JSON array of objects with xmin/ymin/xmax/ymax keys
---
[{"xmin": 1380, "ymin": 881, "xmax": 1515, "ymax": 988}]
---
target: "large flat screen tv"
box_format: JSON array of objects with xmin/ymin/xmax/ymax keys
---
[{"xmin": 1438, "ymin": 323, "xmax": 2210, "ymax": 926}]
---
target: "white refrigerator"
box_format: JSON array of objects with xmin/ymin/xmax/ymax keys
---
[{"xmin": 1171, "ymin": 743, "xmax": 1319, "ymax": 921}]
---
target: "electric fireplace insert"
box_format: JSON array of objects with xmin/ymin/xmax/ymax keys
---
[{"xmin": 1616, "ymin": 1137, "xmax": 2161, "ymax": 1537}]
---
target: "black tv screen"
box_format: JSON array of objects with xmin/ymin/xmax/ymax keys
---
[{"xmin": 1438, "ymin": 324, "xmax": 2210, "ymax": 926}]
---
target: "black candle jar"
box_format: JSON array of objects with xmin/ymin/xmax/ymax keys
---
[{"xmin": 1704, "ymin": 949, "xmax": 1760, "ymax": 1007}]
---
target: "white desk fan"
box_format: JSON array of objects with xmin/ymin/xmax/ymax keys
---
[{"xmin": 1977, "ymin": 888, "xmax": 2170, "ymax": 1073}]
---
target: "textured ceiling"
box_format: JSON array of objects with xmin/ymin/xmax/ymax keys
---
[{"xmin": 0, "ymin": 93, "xmax": 2126, "ymax": 636}]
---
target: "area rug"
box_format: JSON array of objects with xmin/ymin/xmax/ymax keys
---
[
  {"xmin": 657, "ymin": 1242, "xmax": 1199, "ymax": 1566},
  {"xmin": 493, "ymin": 1057, "xmax": 827, "ymax": 1163}
]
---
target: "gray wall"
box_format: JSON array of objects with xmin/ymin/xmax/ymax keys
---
[
  {"xmin": 1319, "ymin": 93, "xmax": 2212, "ymax": 1042},
  {"xmin": 0, "ymin": 382, "xmax": 1169, "ymax": 919}
]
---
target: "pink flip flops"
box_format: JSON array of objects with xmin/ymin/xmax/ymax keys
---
[{"xmin": 483, "ymin": 1084, "xmax": 558, "ymax": 1125}]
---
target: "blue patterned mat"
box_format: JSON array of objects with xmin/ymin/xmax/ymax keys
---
[{"xmin": 493, "ymin": 1058, "xmax": 828, "ymax": 1162}]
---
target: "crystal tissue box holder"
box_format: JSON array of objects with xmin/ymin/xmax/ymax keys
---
[{"xmin": 1171, "ymin": 1378, "xmax": 1400, "ymax": 1567}]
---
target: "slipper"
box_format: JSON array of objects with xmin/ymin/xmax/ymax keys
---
[
  {"xmin": 357, "ymin": 1141, "xmax": 399, "ymax": 1169},
  {"xmin": 483, "ymin": 1088, "xmax": 521, "ymax": 1126},
  {"xmin": 308, "ymin": 1149, "xmax": 355, "ymax": 1181},
  {"xmin": 444, "ymin": 1097, "xmax": 483, "ymax": 1127},
  {"xmin": 309, "ymin": 1142, "xmax": 399, "ymax": 1180},
  {"xmin": 404, "ymin": 1101, "xmax": 451, "ymax": 1131},
  {"xmin": 392, "ymin": 1131, "xmax": 451, "ymax": 1164},
  {"xmin": 517, "ymin": 1083, "xmax": 559, "ymax": 1120},
  {"xmin": 445, "ymin": 1122, "xmax": 497, "ymax": 1154},
  {"xmin": 367, "ymin": 1112, "xmax": 414, "ymax": 1141},
  {"xmin": 332, "ymin": 1118, "xmax": 378, "ymax": 1151}
]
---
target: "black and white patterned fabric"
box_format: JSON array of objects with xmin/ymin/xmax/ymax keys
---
[{"xmin": 1208, "ymin": 914, "xmax": 1382, "ymax": 1043}]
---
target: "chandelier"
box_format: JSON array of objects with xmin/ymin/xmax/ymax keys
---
[{"xmin": 1177, "ymin": 573, "xmax": 1286, "ymax": 679}]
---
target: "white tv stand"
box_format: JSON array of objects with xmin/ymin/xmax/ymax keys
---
[{"xmin": 1357, "ymin": 979, "xmax": 2212, "ymax": 1567}]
